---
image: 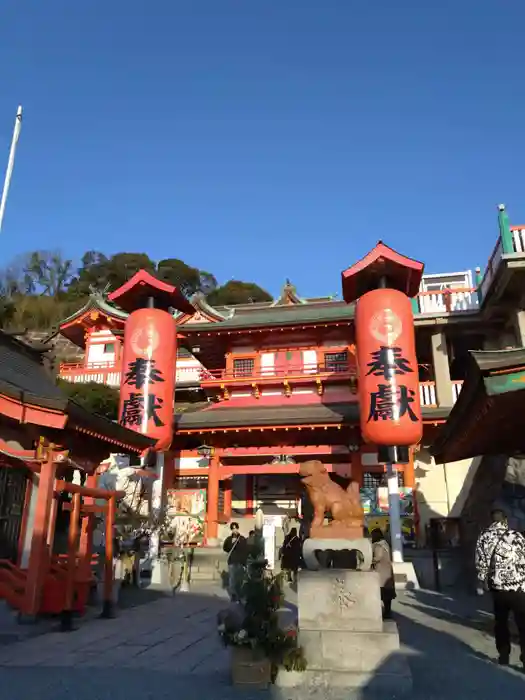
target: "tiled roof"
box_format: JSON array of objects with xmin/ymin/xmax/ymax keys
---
[
  {"xmin": 431, "ymin": 348, "xmax": 525, "ymax": 463},
  {"xmin": 0, "ymin": 332, "xmax": 66, "ymax": 410},
  {"xmin": 176, "ymin": 402, "xmax": 450, "ymax": 430},
  {"xmin": 0, "ymin": 331, "xmax": 153, "ymax": 451},
  {"xmin": 179, "ymin": 301, "xmax": 355, "ymax": 332},
  {"xmin": 59, "ymin": 292, "xmax": 128, "ymax": 326}
]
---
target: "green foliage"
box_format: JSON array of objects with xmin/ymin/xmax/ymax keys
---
[
  {"xmin": 218, "ymin": 564, "xmax": 306, "ymax": 675},
  {"xmin": 157, "ymin": 258, "xmax": 217, "ymax": 297},
  {"xmin": 57, "ymin": 379, "xmax": 119, "ymax": 420},
  {"xmin": 25, "ymin": 251, "xmax": 74, "ymax": 296},
  {"xmin": 0, "ymin": 247, "xmax": 273, "ymax": 331},
  {"xmin": 207, "ymin": 280, "xmax": 272, "ymax": 306}
]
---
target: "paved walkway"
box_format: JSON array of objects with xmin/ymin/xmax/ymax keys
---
[{"xmin": 0, "ymin": 585, "xmax": 523, "ymax": 699}]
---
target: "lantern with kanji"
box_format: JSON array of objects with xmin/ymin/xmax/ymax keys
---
[
  {"xmin": 108, "ymin": 270, "xmax": 195, "ymax": 451},
  {"xmin": 342, "ymin": 242, "xmax": 424, "ymax": 464}
]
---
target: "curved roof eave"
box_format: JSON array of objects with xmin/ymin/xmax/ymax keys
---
[{"xmin": 59, "ymin": 293, "xmax": 129, "ymax": 328}]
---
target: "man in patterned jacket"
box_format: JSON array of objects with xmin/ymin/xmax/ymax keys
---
[{"xmin": 475, "ymin": 509, "xmax": 525, "ymax": 669}]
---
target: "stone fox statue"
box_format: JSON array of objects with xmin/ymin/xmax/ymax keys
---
[{"xmin": 299, "ymin": 460, "xmax": 364, "ymax": 532}]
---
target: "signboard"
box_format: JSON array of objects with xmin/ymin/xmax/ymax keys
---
[
  {"xmin": 360, "ymin": 487, "xmax": 416, "ymax": 547},
  {"xmin": 262, "ymin": 515, "xmax": 282, "ymax": 570},
  {"xmin": 166, "ymin": 489, "xmax": 206, "ymax": 516}
]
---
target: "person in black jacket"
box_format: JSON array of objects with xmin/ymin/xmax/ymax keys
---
[{"xmin": 223, "ymin": 522, "xmax": 248, "ymax": 601}]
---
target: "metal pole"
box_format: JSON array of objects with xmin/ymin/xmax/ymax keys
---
[
  {"xmin": 0, "ymin": 106, "xmax": 23, "ymax": 233},
  {"xmin": 387, "ymin": 463, "xmax": 404, "ymax": 563}
]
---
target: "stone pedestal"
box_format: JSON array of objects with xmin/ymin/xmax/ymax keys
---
[
  {"xmin": 302, "ymin": 538, "xmax": 372, "ymax": 571},
  {"xmin": 274, "ymin": 570, "xmax": 412, "ymax": 699}
]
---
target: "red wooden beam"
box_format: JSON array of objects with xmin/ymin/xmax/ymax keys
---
[
  {"xmin": 217, "ymin": 464, "xmax": 335, "ymax": 477},
  {"xmin": 55, "ymin": 480, "xmax": 125, "ymax": 501},
  {"xmin": 180, "ymin": 445, "xmax": 351, "ymax": 458}
]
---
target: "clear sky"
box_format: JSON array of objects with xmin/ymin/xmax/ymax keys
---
[{"xmin": 1, "ymin": 1, "xmax": 524, "ymax": 298}]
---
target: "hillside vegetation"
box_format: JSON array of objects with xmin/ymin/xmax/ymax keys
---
[{"xmin": 0, "ymin": 250, "xmax": 272, "ymax": 332}]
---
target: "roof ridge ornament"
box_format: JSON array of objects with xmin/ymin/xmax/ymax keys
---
[{"xmin": 271, "ymin": 278, "xmax": 306, "ymax": 306}]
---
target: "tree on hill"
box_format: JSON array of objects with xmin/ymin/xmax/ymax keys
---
[
  {"xmin": 57, "ymin": 379, "xmax": 119, "ymax": 421},
  {"xmin": 25, "ymin": 251, "xmax": 74, "ymax": 296},
  {"xmin": 0, "ymin": 248, "xmax": 273, "ymax": 331},
  {"xmin": 206, "ymin": 280, "xmax": 272, "ymax": 306},
  {"xmin": 157, "ymin": 258, "xmax": 217, "ymax": 298}
]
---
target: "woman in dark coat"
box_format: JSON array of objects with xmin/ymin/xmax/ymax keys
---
[{"xmin": 280, "ymin": 527, "xmax": 302, "ymax": 583}]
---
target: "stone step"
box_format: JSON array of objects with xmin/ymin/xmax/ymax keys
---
[
  {"xmin": 273, "ymin": 659, "xmax": 412, "ymax": 699},
  {"xmin": 189, "ymin": 571, "xmax": 222, "ymax": 581},
  {"xmin": 300, "ymin": 621, "xmax": 401, "ymax": 673}
]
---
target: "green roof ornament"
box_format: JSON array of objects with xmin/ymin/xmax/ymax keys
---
[{"xmin": 497, "ymin": 204, "xmax": 514, "ymax": 255}]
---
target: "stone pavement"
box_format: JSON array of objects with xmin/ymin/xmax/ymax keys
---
[{"xmin": 0, "ymin": 584, "xmax": 523, "ymax": 699}]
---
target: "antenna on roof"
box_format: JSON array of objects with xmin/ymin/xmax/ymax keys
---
[{"xmin": 0, "ymin": 106, "xmax": 23, "ymax": 233}]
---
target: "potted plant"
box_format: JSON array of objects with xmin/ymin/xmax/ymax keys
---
[{"xmin": 218, "ymin": 560, "xmax": 306, "ymax": 688}]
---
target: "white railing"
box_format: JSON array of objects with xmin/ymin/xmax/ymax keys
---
[
  {"xmin": 419, "ymin": 380, "xmax": 463, "ymax": 407},
  {"xmin": 416, "ymin": 289, "xmax": 478, "ymax": 314},
  {"xmin": 59, "ymin": 363, "xmax": 203, "ymax": 388},
  {"xmin": 512, "ymin": 228, "xmax": 525, "ymax": 253}
]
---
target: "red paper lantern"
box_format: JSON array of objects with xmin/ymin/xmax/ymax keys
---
[
  {"xmin": 118, "ymin": 308, "xmax": 177, "ymax": 450},
  {"xmin": 355, "ymin": 288, "xmax": 422, "ymax": 447}
]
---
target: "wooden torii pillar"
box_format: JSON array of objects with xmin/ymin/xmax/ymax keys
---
[
  {"xmin": 55, "ymin": 479, "xmax": 124, "ymax": 630},
  {"xmin": 23, "ymin": 443, "xmax": 67, "ymax": 620}
]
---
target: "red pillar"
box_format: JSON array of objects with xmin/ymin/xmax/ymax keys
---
[
  {"xmin": 245, "ymin": 475, "xmax": 254, "ymax": 516},
  {"xmin": 79, "ymin": 473, "xmax": 97, "ymax": 579},
  {"xmin": 223, "ymin": 479, "xmax": 232, "ymax": 519},
  {"xmin": 206, "ymin": 452, "xmax": 220, "ymax": 541},
  {"xmin": 61, "ymin": 492, "xmax": 81, "ymax": 630},
  {"xmin": 23, "ymin": 445, "xmax": 59, "ymax": 617},
  {"xmin": 404, "ymin": 448, "xmax": 415, "ymax": 488},
  {"xmin": 101, "ymin": 495, "xmax": 116, "ymax": 617}
]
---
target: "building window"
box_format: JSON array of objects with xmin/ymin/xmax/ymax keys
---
[
  {"xmin": 362, "ymin": 471, "xmax": 384, "ymax": 490},
  {"xmin": 362, "ymin": 470, "xmax": 404, "ymax": 489},
  {"xmin": 324, "ymin": 351, "xmax": 348, "ymax": 372},
  {"xmin": 233, "ymin": 357, "xmax": 255, "ymax": 377},
  {"xmin": 103, "ymin": 343, "xmax": 115, "ymax": 354}
]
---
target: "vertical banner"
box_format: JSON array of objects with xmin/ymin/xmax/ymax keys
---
[
  {"xmin": 119, "ymin": 308, "xmax": 177, "ymax": 450},
  {"xmin": 355, "ymin": 288, "xmax": 423, "ymax": 447}
]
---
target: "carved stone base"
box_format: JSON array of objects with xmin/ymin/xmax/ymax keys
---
[
  {"xmin": 302, "ymin": 538, "xmax": 372, "ymax": 571},
  {"xmin": 309, "ymin": 519, "xmax": 363, "ymax": 540},
  {"xmin": 298, "ymin": 570, "xmax": 382, "ymax": 632},
  {"xmin": 282, "ymin": 570, "xmax": 412, "ymax": 698}
]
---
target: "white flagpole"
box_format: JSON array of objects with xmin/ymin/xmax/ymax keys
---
[{"xmin": 0, "ymin": 106, "xmax": 23, "ymax": 234}]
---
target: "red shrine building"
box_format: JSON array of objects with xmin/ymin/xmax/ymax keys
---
[{"xmin": 55, "ymin": 205, "xmax": 525, "ymax": 547}]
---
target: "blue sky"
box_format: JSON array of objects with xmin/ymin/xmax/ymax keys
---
[{"xmin": 1, "ymin": 1, "xmax": 524, "ymax": 298}]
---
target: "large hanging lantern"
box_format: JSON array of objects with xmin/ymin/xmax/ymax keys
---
[
  {"xmin": 355, "ymin": 288, "xmax": 422, "ymax": 448},
  {"xmin": 119, "ymin": 308, "xmax": 177, "ymax": 450}
]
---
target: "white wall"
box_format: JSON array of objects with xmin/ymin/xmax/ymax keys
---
[{"xmin": 414, "ymin": 449, "xmax": 481, "ymax": 536}]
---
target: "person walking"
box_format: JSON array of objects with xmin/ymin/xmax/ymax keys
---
[
  {"xmin": 476, "ymin": 509, "xmax": 525, "ymax": 669},
  {"xmin": 223, "ymin": 522, "xmax": 248, "ymax": 601},
  {"xmin": 280, "ymin": 527, "xmax": 302, "ymax": 583},
  {"xmin": 371, "ymin": 528, "xmax": 396, "ymax": 619}
]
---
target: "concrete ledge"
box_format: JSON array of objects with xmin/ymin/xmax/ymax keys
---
[{"xmin": 393, "ymin": 561, "xmax": 420, "ymax": 590}]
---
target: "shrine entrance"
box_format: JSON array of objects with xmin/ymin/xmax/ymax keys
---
[
  {"xmin": 0, "ymin": 464, "xmax": 29, "ymax": 563},
  {"xmin": 254, "ymin": 473, "xmax": 301, "ymax": 516}
]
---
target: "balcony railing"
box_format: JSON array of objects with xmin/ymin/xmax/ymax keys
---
[
  {"xmin": 419, "ymin": 380, "xmax": 463, "ymax": 407},
  {"xmin": 414, "ymin": 288, "xmax": 478, "ymax": 315},
  {"xmin": 479, "ymin": 224, "xmax": 525, "ymax": 301},
  {"xmin": 199, "ymin": 362, "xmax": 353, "ymax": 383},
  {"xmin": 59, "ymin": 360, "xmax": 463, "ymax": 408},
  {"xmin": 59, "ymin": 361, "xmax": 202, "ymax": 387}
]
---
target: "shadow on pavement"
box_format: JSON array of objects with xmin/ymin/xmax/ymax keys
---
[
  {"xmin": 0, "ymin": 587, "xmax": 524, "ymax": 699},
  {"xmin": 393, "ymin": 608, "xmax": 525, "ymax": 698},
  {"xmin": 399, "ymin": 589, "xmax": 509, "ymax": 638}
]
